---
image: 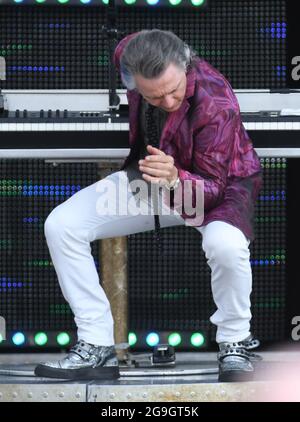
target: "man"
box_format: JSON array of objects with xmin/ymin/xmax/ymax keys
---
[{"xmin": 35, "ymin": 29, "xmax": 262, "ymax": 382}]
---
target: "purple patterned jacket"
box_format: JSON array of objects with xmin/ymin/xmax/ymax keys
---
[{"xmin": 114, "ymin": 34, "xmax": 262, "ymax": 241}]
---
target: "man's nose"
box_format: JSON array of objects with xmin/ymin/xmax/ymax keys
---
[{"xmin": 161, "ymin": 95, "xmax": 176, "ymax": 109}]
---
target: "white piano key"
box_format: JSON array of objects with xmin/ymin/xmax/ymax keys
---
[
  {"xmin": 0, "ymin": 123, "xmax": 9, "ymax": 131},
  {"xmin": 38, "ymin": 123, "xmax": 46, "ymax": 131},
  {"xmin": 112, "ymin": 123, "xmax": 121, "ymax": 131},
  {"xmin": 286, "ymin": 122, "xmax": 294, "ymax": 130},
  {"xmin": 8, "ymin": 123, "xmax": 17, "ymax": 131},
  {"xmin": 255, "ymin": 122, "xmax": 263, "ymax": 130},
  {"xmin": 75, "ymin": 122, "xmax": 84, "ymax": 131},
  {"xmin": 277, "ymin": 122, "xmax": 285, "ymax": 130},
  {"xmin": 97, "ymin": 123, "xmax": 106, "ymax": 131},
  {"xmin": 247, "ymin": 122, "xmax": 256, "ymax": 130},
  {"xmin": 16, "ymin": 123, "xmax": 24, "ymax": 131},
  {"xmin": 120, "ymin": 123, "xmax": 129, "ymax": 131},
  {"xmin": 23, "ymin": 123, "xmax": 32, "ymax": 131},
  {"xmin": 83, "ymin": 122, "xmax": 91, "ymax": 131},
  {"xmin": 269, "ymin": 122, "xmax": 278, "ymax": 130},
  {"xmin": 91, "ymin": 123, "xmax": 99, "ymax": 131},
  {"xmin": 105, "ymin": 122, "xmax": 114, "ymax": 131},
  {"xmin": 61, "ymin": 123, "xmax": 70, "ymax": 131},
  {"xmin": 293, "ymin": 122, "xmax": 300, "ymax": 130},
  {"xmin": 53, "ymin": 123, "xmax": 62, "ymax": 131},
  {"xmin": 262, "ymin": 122, "xmax": 271, "ymax": 130}
]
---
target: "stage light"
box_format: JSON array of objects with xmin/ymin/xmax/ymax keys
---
[
  {"xmin": 0, "ymin": 334, "xmax": 3, "ymax": 344},
  {"xmin": 128, "ymin": 332, "xmax": 137, "ymax": 346},
  {"xmin": 190, "ymin": 332, "xmax": 205, "ymax": 347},
  {"xmin": 35, "ymin": 0, "xmax": 46, "ymax": 3},
  {"xmin": 146, "ymin": 332, "xmax": 159, "ymax": 347},
  {"xmin": 146, "ymin": 0, "xmax": 160, "ymax": 5},
  {"xmin": 34, "ymin": 332, "xmax": 48, "ymax": 346},
  {"xmin": 190, "ymin": 0, "xmax": 205, "ymax": 6},
  {"xmin": 124, "ymin": 0, "xmax": 137, "ymax": 4},
  {"xmin": 168, "ymin": 332, "xmax": 182, "ymax": 346},
  {"xmin": 12, "ymin": 332, "xmax": 25, "ymax": 346},
  {"xmin": 57, "ymin": 332, "xmax": 70, "ymax": 346},
  {"xmin": 169, "ymin": 0, "xmax": 182, "ymax": 5},
  {"xmin": 80, "ymin": 0, "xmax": 91, "ymax": 3},
  {"xmin": 57, "ymin": 0, "xmax": 70, "ymax": 3}
]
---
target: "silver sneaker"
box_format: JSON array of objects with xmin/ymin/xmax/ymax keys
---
[
  {"xmin": 218, "ymin": 335, "xmax": 262, "ymax": 382},
  {"xmin": 34, "ymin": 340, "xmax": 120, "ymax": 380}
]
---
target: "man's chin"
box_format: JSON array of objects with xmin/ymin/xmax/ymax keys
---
[{"xmin": 162, "ymin": 104, "xmax": 181, "ymax": 112}]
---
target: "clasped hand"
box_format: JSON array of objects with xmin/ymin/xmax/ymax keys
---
[{"xmin": 138, "ymin": 145, "xmax": 178, "ymax": 186}]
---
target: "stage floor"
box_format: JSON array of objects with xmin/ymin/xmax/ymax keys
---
[{"xmin": 0, "ymin": 351, "xmax": 300, "ymax": 402}]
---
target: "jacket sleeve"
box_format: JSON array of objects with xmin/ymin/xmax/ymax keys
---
[{"xmin": 175, "ymin": 108, "xmax": 238, "ymax": 212}]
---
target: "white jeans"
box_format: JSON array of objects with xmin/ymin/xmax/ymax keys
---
[{"xmin": 44, "ymin": 170, "xmax": 252, "ymax": 345}]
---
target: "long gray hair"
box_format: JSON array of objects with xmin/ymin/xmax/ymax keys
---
[{"xmin": 120, "ymin": 29, "xmax": 196, "ymax": 90}]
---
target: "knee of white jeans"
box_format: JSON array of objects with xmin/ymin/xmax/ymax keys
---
[
  {"xmin": 203, "ymin": 237, "xmax": 249, "ymax": 269},
  {"xmin": 44, "ymin": 206, "xmax": 70, "ymax": 240}
]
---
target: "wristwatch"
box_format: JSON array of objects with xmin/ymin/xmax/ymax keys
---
[{"xmin": 164, "ymin": 177, "xmax": 180, "ymax": 191}]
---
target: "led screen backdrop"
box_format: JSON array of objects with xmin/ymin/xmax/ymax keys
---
[{"xmin": 0, "ymin": 1, "xmax": 287, "ymax": 90}]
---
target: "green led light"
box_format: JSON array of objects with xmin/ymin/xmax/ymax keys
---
[
  {"xmin": 190, "ymin": 332, "xmax": 205, "ymax": 347},
  {"xmin": 191, "ymin": 0, "xmax": 205, "ymax": 6},
  {"xmin": 102, "ymin": 0, "xmax": 109, "ymax": 4},
  {"xmin": 57, "ymin": 332, "xmax": 70, "ymax": 346},
  {"xmin": 169, "ymin": 0, "xmax": 182, "ymax": 5},
  {"xmin": 34, "ymin": 332, "xmax": 48, "ymax": 346},
  {"xmin": 35, "ymin": 0, "xmax": 46, "ymax": 3},
  {"xmin": 168, "ymin": 332, "xmax": 182, "ymax": 347},
  {"xmin": 57, "ymin": 0, "xmax": 70, "ymax": 3},
  {"xmin": 124, "ymin": 0, "xmax": 137, "ymax": 3},
  {"xmin": 0, "ymin": 334, "xmax": 3, "ymax": 343},
  {"xmin": 128, "ymin": 332, "xmax": 137, "ymax": 346}
]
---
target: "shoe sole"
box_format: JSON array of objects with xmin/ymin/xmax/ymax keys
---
[
  {"xmin": 218, "ymin": 370, "xmax": 254, "ymax": 383},
  {"xmin": 34, "ymin": 364, "xmax": 120, "ymax": 380}
]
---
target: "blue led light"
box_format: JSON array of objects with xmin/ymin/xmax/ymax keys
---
[
  {"xmin": 260, "ymin": 22, "xmax": 287, "ymax": 39},
  {"xmin": 21, "ymin": 184, "xmax": 81, "ymax": 197},
  {"xmin": 146, "ymin": 332, "xmax": 160, "ymax": 347},
  {"xmin": 12, "ymin": 332, "xmax": 25, "ymax": 346},
  {"xmin": 9, "ymin": 66, "xmax": 65, "ymax": 73},
  {"xmin": 1, "ymin": 277, "xmax": 24, "ymax": 290}
]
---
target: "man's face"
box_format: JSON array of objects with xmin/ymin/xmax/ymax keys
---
[{"xmin": 134, "ymin": 62, "xmax": 187, "ymax": 113}]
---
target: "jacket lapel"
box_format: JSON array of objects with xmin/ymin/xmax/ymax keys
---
[
  {"xmin": 160, "ymin": 65, "xmax": 196, "ymax": 150},
  {"xmin": 159, "ymin": 100, "xmax": 190, "ymax": 150}
]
